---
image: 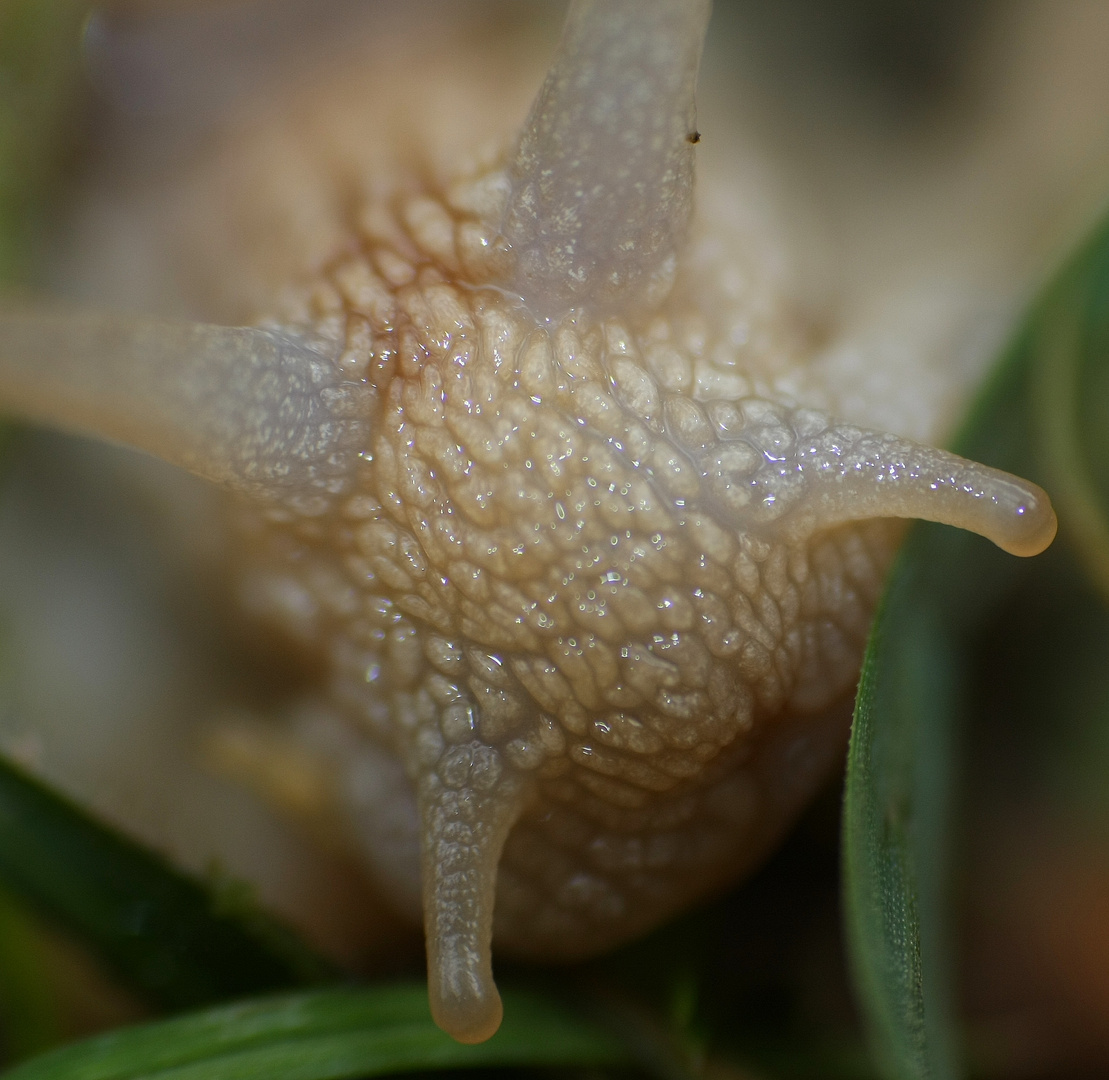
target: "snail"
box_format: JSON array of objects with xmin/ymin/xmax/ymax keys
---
[{"xmin": 0, "ymin": 0, "xmax": 1075, "ymax": 1046}]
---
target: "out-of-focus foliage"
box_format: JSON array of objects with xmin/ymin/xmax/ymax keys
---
[
  {"xmin": 0, "ymin": 755, "xmax": 334, "ymax": 1011},
  {"xmin": 0, "ymin": 985, "xmax": 629, "ymax": 1080},
  {"xmin": 0, "ymin": 885, "xmax": 60, "ymax": 1061},
  {"xmin": 0, "ymin": 0, "xmax": 88, "ymax": 287}
]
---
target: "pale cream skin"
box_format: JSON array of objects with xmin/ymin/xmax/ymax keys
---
[{"xmin": 0, "ymin": 0, "xmax": 1059, "ymax": 1045}]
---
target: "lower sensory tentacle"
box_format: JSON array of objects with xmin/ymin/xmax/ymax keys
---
[
  {"xmin": 418, "ymin": 744, "xmax": 528, "ymax": 1044},
  {"xmin": 680, "ymin": 398, "xmax": 1057, "ymax": 556}
]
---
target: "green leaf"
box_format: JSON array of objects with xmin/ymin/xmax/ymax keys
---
[
  {"xmin": 0, "ymin": 984, "xmax": 629, "ymax": 1080},
  {"xmin": 0, "ymin": 752, "xmax": 334, "ymax": 1011},
  {"xmin": 842, "ymin": 335, "xmax": 1028, "ymax": 1080},
  {"xmin": 844, "ymin": 209, "xmax": 1109, "ymax": 1079},
  {"xmin": 843, "ymin": 533, "xmax": 961, "ymax": 1080}
]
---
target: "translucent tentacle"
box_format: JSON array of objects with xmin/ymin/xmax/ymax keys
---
[
  {"xmin": 0, "ymin": 306, "xmax": 369, "ymax": 505},
  {"xmin": 686, "ymin": 399, "xmax": 1057, "ymax": 556},
  {"xmin": 789, "ymin": 428, "xmax": 1057, "ymax": 557},
  {"xmin": 503, "ymin": 0, "xmax": 711, "ymax": 318},
  {"xmin": 417, "ymin": 744, "xmax": 526, "ymax": 1044}
]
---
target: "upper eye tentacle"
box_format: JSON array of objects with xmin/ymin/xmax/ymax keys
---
[
  {"xmin": 501, "ymin": 0, "xmax": 712, "ymax": 320},
  {"xmin": 0, "ymin": 305, "xmax": 368, "ymax": 511}
]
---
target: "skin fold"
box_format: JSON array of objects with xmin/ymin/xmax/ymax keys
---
[{"xmin": 4, "ymin": 0, "xmax": 1108, "ymax": 1044}]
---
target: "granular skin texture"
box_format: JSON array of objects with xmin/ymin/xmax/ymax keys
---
[{"xmin": 230, "ymin": 156, "xmax": 901, "ymax": 960}]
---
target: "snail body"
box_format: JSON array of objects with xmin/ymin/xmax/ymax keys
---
[{"xmin": 0, "ymin": 0, "xmax": 1061, "ymax": 1044}]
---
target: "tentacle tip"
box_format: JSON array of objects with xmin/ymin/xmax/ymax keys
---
[
  {"xmin": 992, "ymin": 481, "xmax": 1058, "ymax": 557},
  {"xmin": 429, "ymin": 977, "xmax": 503, "ymax": 1044}
]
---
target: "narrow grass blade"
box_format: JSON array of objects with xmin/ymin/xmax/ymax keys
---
[
  {"xmin": 0, "ymin": 984, "xmax": 630, "ymax": 1080},
  {"xmin": 843, "ymin": 541, "xmax": 960, "ymax": 1080},
  {"xmin": 844, "ymin": 208, "xmax": 1109, "ymax": 1080}
]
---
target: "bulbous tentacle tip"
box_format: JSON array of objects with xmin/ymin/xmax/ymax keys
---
[
  {"xmin": 982, "ymin": 476, "xmax": 1057, "ymax": 557},
  {"xmin": 429, "ymin": 976, "xmax": 504, "ymax": 1045}
]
